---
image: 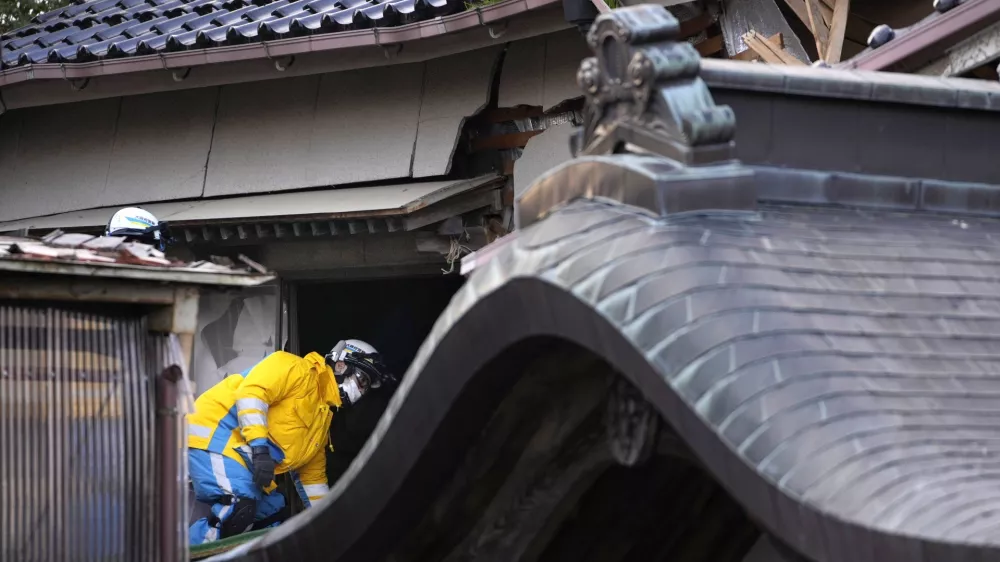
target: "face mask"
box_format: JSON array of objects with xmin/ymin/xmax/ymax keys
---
[{"xmin": 340, "ymin": 376, "xmax": 364, "ymax": 405}]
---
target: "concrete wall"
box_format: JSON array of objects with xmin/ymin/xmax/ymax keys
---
[{"xmin": 0, "ymin": 46, "xmax": 499, "ymax": 222}]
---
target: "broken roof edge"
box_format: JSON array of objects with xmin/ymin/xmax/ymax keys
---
[
  {"xmin": 0, "ymin": 0, "xmax": 559, "ymax": 96},
  {"xmin": 701, "ymin": 58, "xmax": 1000, "ymax": 112},
  {"xmin": 837, "ymin": 0, "xmax": 1000, "ymax": 72},
  {"xmin": 0, "ymin": 257, "xmax": 275, "ymax": 286},
  {"xmin": 0, "ymin": 174, "xmax": 502, "ymax": 233}
]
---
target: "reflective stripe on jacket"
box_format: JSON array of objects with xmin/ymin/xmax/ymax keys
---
[{"xmin": 187, "ymin": 351, "xmax": 341, "ymax": 491}]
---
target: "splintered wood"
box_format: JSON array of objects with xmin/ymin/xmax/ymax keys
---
[
  {"xmin": 825, "ymin": 0, "xmax": 851, "ymax": 63},
  {"xmin": 742, "ymin": 31, "xmax": 805, "ymax": 65},
  {"xmin": 782, "ymin": 0, "xmax": 852, "ymax": 63}
]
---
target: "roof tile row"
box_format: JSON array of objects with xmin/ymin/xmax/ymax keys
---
[{"xmin": 1, "ymin": 0, "xmax": 463, "ymax": 68}]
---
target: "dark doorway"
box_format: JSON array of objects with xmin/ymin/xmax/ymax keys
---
[{"xmin": 295, "ymin": 274, "xmax": 466, "ymax": 484}]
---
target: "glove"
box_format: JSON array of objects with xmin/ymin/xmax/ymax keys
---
[{"xmin": 251, "ymin": 446, "xmax": 276, "ymax": 491}]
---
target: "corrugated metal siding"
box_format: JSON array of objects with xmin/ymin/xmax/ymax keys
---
[{"xmin": 0, "ymin": 304, "xmax": 179, "ymax": 562}]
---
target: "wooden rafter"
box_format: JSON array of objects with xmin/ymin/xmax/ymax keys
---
[
  {"xmin": 805, "ymin": 0, "xmax": 831, "ymax": 60},
  {"xmin": 825, "ymin": 0, "xmax": 851, "ymax": 63},
  {"xmin": 742, "ymin": 30, "xmax": 807, "ymax": 65},
  {"xmin": 733, "ymin": 33, "xmax": 785, "ymax": 61},
  {"xmin": 784, "ymin": 0, "xmax": 869, "ymax": 49}
]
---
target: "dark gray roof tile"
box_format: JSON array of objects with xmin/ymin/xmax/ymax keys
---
[
  {"xmin": 212, "ymin": 5, "xmax": 255, "ymax": 25},
  {"xmin": 182, "ymin": 10, "xmax": 221, "ymax": 30},
  {"xmin": 97, "ymin": 18, "xmax": 139, "ymax": 39},
  {"xmin": 35, "ymin": 25, "xmax": 83, "ymax": 46},
  {"xmin": 1, "ymin": 0, "xmax": 470, "ymax": 68},
  {"xmin": 2, "ymin": 44, "xmax": 37, "ymax": 66},
  {"xmin": 165, "ymin": 27, "xmax": 200, "ymax": 49},
  {"xmin": 184, "ymin": 0, "xmax": 222, "ymax": 14},
  {"xmin": 195, "ymin": 25, "xmax": 230, "ymax": 46},
  {"xmin": 289, "ymin": 12, "xmax": 323, "ymax": 33},
  {"xmin": 33, "ymin": 6, "xmax": 70, "ymax": 23},
  {"xmin": 122, "ymin": 16, "xmax": 166, "ymax": 37},
  {"xmin": 305, "ymin": 0, "xmax": 339, "ymax": 14},
  {"xmin": 5, "ymin": 34, "xmax": 42, "ymax": 50},
  {"xmin": 77, "ymin": 36, "xmax": 119, "ymax": 59},
  {"xmin": 226, "ymin": 16, "xmax": 270, "ymax": 41},
  {"xmin": 18, "ymin": 46, "xmax": 54, "ymax": 64},
  {"xmin": 245, "ymin": 0, "xmax": 287, "ymax": 21},
  {"xmin": 135, "ymin": 33, "xmax": 170, "ymax": 53},
  {"xmin": 66, "ymin": 22, "xmax": 110, "ymax": 42},
  {"xmin": 89, "ymin": 0, "xmax": 125, "ymax": 13},
  {"xmin": 64, "ymin": 2, "xmax": 97, "ymax": 17},
  {"xmin": 49, "ymin": 36, "xmax": 98, "ymax": 61},
  {"xmin": 106, "ymin": 30, "xmax": 155, "ymax": 55},
  {"xmin": 275, "ymin": 0, "xmax": 309, "ymax": 16},
  {"xmin": 320, "ymin": 7, "xmax": 356, "ymax": 30},
  {"xmin": 153, "ymin": 11, "xmax": 201, "ymax": 33},
  {"xmin": 258, "ymin": 9, "xmax": 306, "ymax": 37},
  {"xmin": 357, "ymin": 2, "xmax": 400, "ymax": 27}
]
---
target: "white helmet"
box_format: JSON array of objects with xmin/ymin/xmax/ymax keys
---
[
  {"xmin": 325, "ymin": 339, "xmax": 395, "ymax": 405},
  {"xmin": 106, "ymin": 207, "xmax": 159, "ymax": 238}
]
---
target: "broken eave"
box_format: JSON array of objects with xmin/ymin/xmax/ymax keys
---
[
  {"xmin": 0, "ymin": 174, "xmax": 506, "ymax": 245},
  {"xmin": 839, "ymin": 0, "xmax": 1000, "ymax": 72}
]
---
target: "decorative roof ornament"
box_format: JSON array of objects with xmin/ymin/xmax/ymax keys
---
[
  {"xmin": 516, "ymin": 4, "xmax": 756, "ymax": 230},
  {"xmin": 571, "ymin": 4, "xmax": 738, "ymax": 166}
]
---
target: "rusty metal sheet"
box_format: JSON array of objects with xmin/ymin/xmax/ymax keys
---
[{"xmin": 0, "ymin": 306, "xmax": 183, "ymax": 562}]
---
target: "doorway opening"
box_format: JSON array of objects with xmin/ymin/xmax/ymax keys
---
[{"xmin": 294, "ymin": 274, "xmax": 466, "ymax": 483}]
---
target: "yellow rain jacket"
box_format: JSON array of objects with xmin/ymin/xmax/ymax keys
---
[{"xmin": 187, "ymin": 351, "xmax": 342, "ymax": 505}]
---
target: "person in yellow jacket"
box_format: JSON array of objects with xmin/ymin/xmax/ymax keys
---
[{"xmin": 187, "ymin": 339, "xmax": 394, "ymax": 545}]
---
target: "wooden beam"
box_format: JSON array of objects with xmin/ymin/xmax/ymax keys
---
[
  {"xmin": 786, "ymin": 0, "xmax": 870, "ymax": 45},
  {"xmin": 680, "ymin": 12, "xmax": 715, "ymax": 38},
  {"xmin": 825, "ymin": 0, "xmax": 851, "ymax": 63},
  {"xmin": 743, "ymin": 30, "xmax": 807, "ymax": 65},
  {"xmin": 732, "ymin": 33, "xmax": 784, "ymax": 61},
  {"xmin": 781, "ymin": 0, "xmax": 811, "ymax": 27},
  {"xmin": 806, "ymin": 0, "xmax": 830, "ymax": 60},
  {"xmin": 695, "ymin": 35, "xmax": 725, "ymax": 57}
]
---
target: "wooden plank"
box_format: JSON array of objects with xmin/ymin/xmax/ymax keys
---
[
  {"xmin": 781, "ymin": 0, "xmax": 811, "ymax": 27},
  {"xmin": 806, "ymin": 0, "xmax": 830, "ymax": 60},
  {"xmin": 789, "ymin": 0, "xmax": 868, "ymax": 45},
  {"xmin": 732, "ymin": 33, "xmax": 784, "ymax": 61},
  {"xmin": 743, "ymin": 31, "xmax": 807, "ymax": 65},
  {"xmin": 825, "ymin": 0, "xmax": 851, "ymax": 63},
  {"xmin": 696, "ymin": 35, "xmax": 725, "ymax": 57},
  {"xmin": 680, "ymin": 12, "xmax": 715, "ymax": 38},
  {"xmin": 719, "ymin": 0, "xmax": 810, "ymax": 63}
]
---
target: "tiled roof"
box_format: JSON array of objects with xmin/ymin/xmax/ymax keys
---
[{"xmin": 0, "ymin": 0, "xmax": 465, "ymax": 68}]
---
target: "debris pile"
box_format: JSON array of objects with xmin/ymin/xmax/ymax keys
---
[{"xmin": 0, "ymin": 230, "xmax": 266, "ymax": 275}]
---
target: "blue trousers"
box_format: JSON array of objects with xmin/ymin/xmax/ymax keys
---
[{"xmin": 188, "ymin": 449, "xmax": 286, "ymax": 545}]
